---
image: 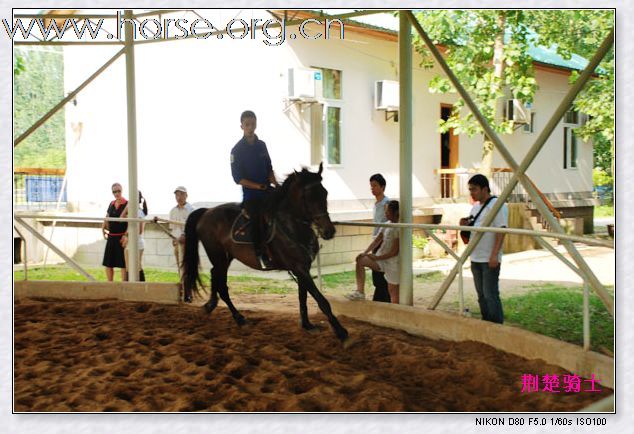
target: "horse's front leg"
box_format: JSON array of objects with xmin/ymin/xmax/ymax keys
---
[{"xmin": 297, "ymin": 271, "xmax": 348, "ymax": 343}]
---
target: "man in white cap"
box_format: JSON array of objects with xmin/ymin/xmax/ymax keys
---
[{"xmin": 169, "ymin": 186, "xmax": 194, "ymax": 298}]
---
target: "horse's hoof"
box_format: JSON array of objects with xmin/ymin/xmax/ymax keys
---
[
  {"xmin": 203, "ymin": 303, "xmax": 217, "ymax": 314},
  {"xmin": 235, "ymin": 316, "xmax": 247, "ymax": 326},
  {"xmin": 341, "ymin": 336, "xmax": 357, "ymax": 350},
  {"xmin": 302, "ymin": 324, "xmax": 321, "ymax": 334}
]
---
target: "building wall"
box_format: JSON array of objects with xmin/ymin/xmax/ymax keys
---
[{"xmin": 63, "ymin": 10, "xmax": 592, "ymax": 219}]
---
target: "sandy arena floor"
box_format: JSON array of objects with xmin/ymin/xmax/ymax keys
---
[{"xmin": 14, "ymin": 297, "xmax": 612, "ymax": 412}]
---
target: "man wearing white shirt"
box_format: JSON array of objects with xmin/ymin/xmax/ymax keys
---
[
  {"xmin": 169, "ymin": 186, "xmax": 194, "ymax": 292},
  {"xmin": 460, "ymin": 174, "xmax": 508, "ymax": 324}
]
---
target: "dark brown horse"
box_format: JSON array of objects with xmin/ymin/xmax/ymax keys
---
[{"xmin": 181, "ymin": 163, "xmax": 349, "ymax": 344}]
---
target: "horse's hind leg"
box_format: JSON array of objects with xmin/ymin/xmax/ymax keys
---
[
  {"xmin": 216, "ymin": 260, "xmax": 246, "ymax": 326},
  {"xmin": 203, "ymin": 266, "xmax": 220, "ymax": 314}
]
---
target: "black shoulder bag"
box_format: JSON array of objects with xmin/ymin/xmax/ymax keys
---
[{"xmin": 460, "ymin": 196, "xmax": 497, "ymax": 244}]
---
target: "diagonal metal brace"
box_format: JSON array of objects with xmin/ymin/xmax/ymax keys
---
[{"xmin": 406, "ymin": 11, "xmax": 614, "ymax": 316}]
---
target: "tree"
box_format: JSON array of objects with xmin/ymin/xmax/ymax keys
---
[
  {"xmin": 530, "ymin": 10, "xmax": 614, "ymax": 186},
  {"xmin": 414, "ymin": 10, "xmax": 537, "ymax": 178},
  {"xmin": 13, "ymin": 46, "xmax": 66, "ymax": 168},
  {"xmin": 14, "ymin": 52, "xmax": 25, "ymax": 77},
  {"xmin": 413, "ymin": 10, "xmax": 614, "ymax": 181}
]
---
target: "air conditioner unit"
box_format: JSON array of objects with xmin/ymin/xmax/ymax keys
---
[
  {"xmin": 506, "ymin": 99, "xmax": 531, "ymax": 124},
  {"xmin": 375, "ymin": 80, "xmax": 399, "ymax": 111},
  {"xmin": 288, "ymin": 67, "xmax": 320, "ymax": 100}
]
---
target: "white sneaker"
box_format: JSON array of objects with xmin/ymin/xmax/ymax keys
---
[{"xmin": 345, "ymin": 291, "xmax": 365, "ymax": 301}]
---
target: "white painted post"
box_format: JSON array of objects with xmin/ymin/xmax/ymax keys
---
[
  {"xmin": 124, "ymin": 10, "xmax": 139, "ymax": 282},
  {"xmin": 583, "ymin": 281, "xmax": 591, "ymax": 351},
  {"xmin": 398, "ymin": 11, "xmax": 413, "ymax": 306},
  {"xmin": 459, "ymin": 260, "xmax": 465, "ymax": 316}
]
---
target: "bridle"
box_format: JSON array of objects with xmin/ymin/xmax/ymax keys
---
[{"xmin": 300, "ymin": 181, "xmax": 330, "ymax": 226}]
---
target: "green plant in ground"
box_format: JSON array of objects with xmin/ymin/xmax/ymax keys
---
[
  {"xmin": 412, "ymin": 235, "xmax": 429, "ymax": 249},
  {"xmin": 594, "ymin": 205, "xmax": 614, "ymax": 219},
  {"xmin": 502, "ymin": 285, "xmax": 613, "ymax": 353},
  {"xmin": 414, "ymin": 271, "xmax": 444, "ymax": 283},
  {"xmin": 13, "ymin": 266, "xmax": 279, "ymax": 287},
  {"xmin": 321, "ymin": 271, "xmax": 357, "ymax": 288}
]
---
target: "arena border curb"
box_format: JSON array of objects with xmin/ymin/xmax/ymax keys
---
[{"xmin": 330, "ymin": 297, "xmax": 614, "ymax": 390}]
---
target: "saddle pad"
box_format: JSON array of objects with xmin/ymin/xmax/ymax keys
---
[{"xmin": 230, "ymin": 213, "xmax": 276, "ymax": 245}]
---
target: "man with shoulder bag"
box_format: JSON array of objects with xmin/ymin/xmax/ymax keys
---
[{"xmin": 460, "ymin": 174, "xmax": 508, "ymax": 324}]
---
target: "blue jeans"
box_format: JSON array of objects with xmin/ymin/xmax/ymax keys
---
[{"xmin": 471, "ymin": 262, "xmax": 504, "ymax": 324}]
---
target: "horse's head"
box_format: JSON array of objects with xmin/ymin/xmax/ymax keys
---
[{"xmin": 285, "ymin": 162, "xmax": 336, "ymax": 240}]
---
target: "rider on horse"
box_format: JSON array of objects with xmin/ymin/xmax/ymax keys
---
[{"xmin": 230, "ymin": 110, "xmax": 279, "ymax": 269}]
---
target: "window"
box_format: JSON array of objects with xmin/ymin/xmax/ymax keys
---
[
  {"xmin": 321, "ymin": 68, "xmax": 342, "ymax": 99},
  {"xmin": 522, "ymin": 112, "xmax": 535, "ymax": 133},
  {"xmin": 563, "ymin": 127, "xmax": 578, "ymax": 169},
  {"xmin": 310, "ymin": 67, "xmax": 343, "ymax": 165},
  {"xmin": 564, "ymin": 110, "xmax": 579, "ymax": 125},
  {"xmin": 326, "ymin": 106, "xmax": 341, "ymax": 164},
  {"xmin": 563, "ymin": 109, "xmax": 580, "ymax": 169}
]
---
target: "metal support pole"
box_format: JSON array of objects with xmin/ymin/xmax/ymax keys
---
[
  {"xmin": 458, "ymin": 261, "xmax": 465, "ymax": 315},
  {"xmin": 124, "ymin": 10, "xmax": 139, "ymax": 282},
  {"xmin": 583, "ymin": 281, "xmax": 591, "ymax": 351},
  {"xmin": 423, "ymin": 229, "xmax": 459, "ymax": 260},
  {"xmin": 332, "ymin": 220, "xmax": 612, "ymax": 247},
  {"xmin": 14, "ymin": 48, "xmax": 125, "ymax": 147},
  {"xmin": 398, "ymin": 12, "xmax": 413, "ymax": 306},
  {"xmin": 14, "ymin": 217, "xmax": 96, "ymax": 281},
  {"xmin": 407, "ymin": 11, "xmax": 614, "ymax": 315}
]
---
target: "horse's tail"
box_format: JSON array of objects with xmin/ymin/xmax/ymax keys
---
[{"xmin": 182, "ymin": 207, "xmax": 207, "ymax": 298}]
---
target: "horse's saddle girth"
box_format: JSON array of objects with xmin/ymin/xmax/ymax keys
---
[{"xmin": 230, "ymin": 212, "xmax": 276, "ymax": 245}]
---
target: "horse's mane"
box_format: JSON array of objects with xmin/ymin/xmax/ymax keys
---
[{"xmin": 266, "ymin": 168, "xmax": 321, "ymax": 213}]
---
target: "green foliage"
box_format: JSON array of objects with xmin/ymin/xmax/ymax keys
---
[
  {"xmin": 594, "ymin": 205, "xmax": 614, "ymax": 218},
  {"xmin": 414, "ymin": 10, "xmax": 537, "ymax": 141},
  {"xmin": 528, "ymin": 10, "xmax": 614, "ymax": 175},
  {"xmin": 593, "ymin": 168, "xmax": 612, "ymax": 187},
  {"xmin": 13, "ymin": 52, "xmax": 25, "ymax": 76},
  {"xmin": 412, "ymin": 235, "xmax": 429, "ymax": 249},
  {"xmin": 413, "ymin": 10, "xmax": 615, "ymax": 173},
  {"xmin": 13, "ymin": 47, "xmax": 66, "ymax": 168}
]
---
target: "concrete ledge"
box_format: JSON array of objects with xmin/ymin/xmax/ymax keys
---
[
  {"xmin": 330, "ymin": 297, "xmax": 614, "ymax": 389},
  {"xmin": 15, "ymin": 281, "xmax": 180, "ymax": 304}
]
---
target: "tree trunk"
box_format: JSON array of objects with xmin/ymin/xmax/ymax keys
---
[{"xmin": 481, "ymin": 12, "xmax": 507, "ymax": 179}]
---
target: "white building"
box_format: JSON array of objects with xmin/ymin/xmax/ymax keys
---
[
  {"xmin": 14, "ymin": 9, "xmax": 600, "ymax": 270},
  {"xmin": 62, "ymin": 9, "xmax": 595, "ymax": 228}
]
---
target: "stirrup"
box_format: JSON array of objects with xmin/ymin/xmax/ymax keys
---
[{"xmin": 258, "ymin": 255, "xmax": 273, "ymax": 270}]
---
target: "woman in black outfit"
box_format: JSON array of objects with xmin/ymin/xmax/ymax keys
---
[{"xmin": 102, "ymin": 183, "xmax": 128, "ymax": 281}]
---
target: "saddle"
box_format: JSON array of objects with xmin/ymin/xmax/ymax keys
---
[{"xmin": 230, "ymin": 212, "xmax": 276, "ymax": 245}]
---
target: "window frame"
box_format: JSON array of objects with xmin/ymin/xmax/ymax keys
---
[
  {"xmin": 324, "ymin": 102, "xmax": 343, "ymax": 166},
  {"xmin": 310, "ymin": 66, "xmax": 344, "ymax": 167},
  {"xmin": 563, "ymin": 110, "xmax": 580, "ymax": 170}
]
